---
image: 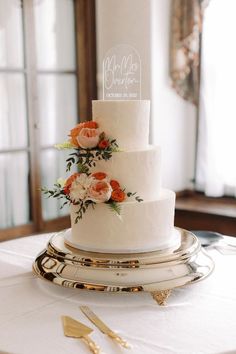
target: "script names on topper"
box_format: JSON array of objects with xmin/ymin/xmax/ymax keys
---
[{"xmin": 103, "ymin": 45, "xmax": 141, "ymax": 100}]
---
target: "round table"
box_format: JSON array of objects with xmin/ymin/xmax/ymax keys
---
[{"xmin": 0, "ymin": 232, "xmax": 236, "ymax": 354}]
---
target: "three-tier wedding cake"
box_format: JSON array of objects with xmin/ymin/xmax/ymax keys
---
[{"xmin": 65, "ymin": 100, "xmax": 181, "ymax": 253}]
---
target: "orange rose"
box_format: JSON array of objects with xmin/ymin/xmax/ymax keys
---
[
  {"xmin": 69, "ymin": 121, "xmax": 99, "ymax": 148},
  {"xmin": 110, "ymin": 179, "xmax": 120, "ymax": 190},
  {"xmin": 64, "ymin": 173, "xmax": 80, "ymax": 195},
  {"xmin": 111, "ymin": 189, "xmax": 126, "ymax": 202},
  {"xmin": 83, "ymin": 121, "xmax": 98, "ymax": 129},
  {"xmin": 91, "ymin": 172, "xmax": 108, "ymax": 180},
  {"xmin": 98, "ymin": 139, "xmax": 110, "ymax": 149},
  {"xmin": 69, "ymin": 125, "xmax": 83, "ymax": 147}
]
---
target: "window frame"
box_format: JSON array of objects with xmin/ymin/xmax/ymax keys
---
[{"xmin": 0, "ymin": 0, "xmax": 97, "ymax": 241}]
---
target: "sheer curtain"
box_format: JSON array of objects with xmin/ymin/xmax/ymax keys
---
[
  {"xmin": 170, "ymin": 0, "xmax": 209, "ymax": 105},
  {"xmin": 196, "ymin": 0, "xmax": 236, "ymax": 196}
]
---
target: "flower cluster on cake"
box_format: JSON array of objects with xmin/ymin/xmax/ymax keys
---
[
  {"xmin": 56, "ymin": 121, "xmax": 119, "ymax": 172},
  {"xmin": 42, "ymin": 120, "xmax": 142, "ymax": 222}
]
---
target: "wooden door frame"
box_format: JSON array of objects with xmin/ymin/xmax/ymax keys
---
[{"xmin": 75, "ymin": 0, "xmax": 97, "ymax": 121}]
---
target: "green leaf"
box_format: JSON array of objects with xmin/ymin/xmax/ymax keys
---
[
  {"xmin": 107, "ymin": 201, "xmax": 122, "ymax": 216},
  {"xmin": 135, "ymin": 196, "xmax": 143, "ymax": 202},
  {"xmin": 60, "ymin": 201, "xmax": 69, "ymax": 209},
  {"xmin": 99, "ymin": 132, "xmax": 105, "ymax": 140}
]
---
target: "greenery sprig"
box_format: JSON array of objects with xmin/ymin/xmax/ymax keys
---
[
  {"xmin": 41, "ymin": 183, "xmax": 70, "ymax": 210},
  {"xmin": 106, "ymin": 200, "xmax": 122, "ymax": 215},
  {"xmin": 127, "ymin": 191, "xmax": 143, "ymax": 203},
  {"xmin": 74, "ymin": 200, "xmax": 96, "ymax": 223},
  {"xmin": 65, "ymin": 138, "xmax": 119, "ymax": 172}
]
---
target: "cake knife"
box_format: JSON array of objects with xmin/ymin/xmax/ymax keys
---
[
  {"xmin": 80, "ymin": 306, "xmax": 131, "ymax": 349},
  {"xmin": 62, "ymin": 315, "xmax": 101, "ymax": 354}
]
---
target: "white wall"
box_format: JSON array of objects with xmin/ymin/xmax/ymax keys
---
[
  {"xmin": 150, "ymin": 0, "xmax": 197, "ymax": 191},
  {"xmin": 96, "ymin": 0, "xmax": 197, "ymax": 191}
]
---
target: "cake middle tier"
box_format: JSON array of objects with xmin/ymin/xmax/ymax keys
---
[{"xmin": 91, "ymin": 145, "xmax": 161, "ymax": 200}]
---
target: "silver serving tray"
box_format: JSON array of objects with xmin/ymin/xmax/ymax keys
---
[{"xmin": 33, "ymin": 228, "xmax": 214, "ymax": 295}]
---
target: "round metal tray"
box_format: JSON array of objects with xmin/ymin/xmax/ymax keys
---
[{"xmin": 33, "ymin": 228, "xmax": 214, "ymax": 294}]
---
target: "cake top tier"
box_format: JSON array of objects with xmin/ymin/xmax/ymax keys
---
[{"xmin": 92, "ymin": 100, "xmax": 150, "ymax": 150}]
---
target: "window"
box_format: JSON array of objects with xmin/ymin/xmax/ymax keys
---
[
  {"xmin": 196, "ymin": 0, "xmax": 236, "ymax": 197},
  {"xmin": 0, "ymin": 0, "xmax": 97, "ymax": 240}
]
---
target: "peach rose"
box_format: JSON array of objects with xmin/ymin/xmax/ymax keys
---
[
  {"xmin": 111, "ymin": 189, "xmax": 126, "ymax": 202},
  {"xmin": 69, "ymin": 121, "xmax": 99, "ymax": 148},
  {"xmin": 77, "ymin": 128, "xmax": 100, "ymax": 149},
  {"xmin": 88, "ymin": 179, "xmax": 112, "ymax": 203},
  {"xmin": 91, "ymin": 172, "xmax": 108, "ymax": 181}
]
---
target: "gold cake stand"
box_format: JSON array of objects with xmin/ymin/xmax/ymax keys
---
[{"xmin": 33, "ymin": 228, "xmax": 214, "ymax": 305}]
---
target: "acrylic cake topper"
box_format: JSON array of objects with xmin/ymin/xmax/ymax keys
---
[{"xmin": 103, "ymin": 44, "xmax": 141, "ymax": 100}]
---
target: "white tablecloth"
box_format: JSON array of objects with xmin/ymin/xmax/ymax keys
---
[{"xmin": 0, "ymin": 232, "xmax": 236, "ymax": 354}]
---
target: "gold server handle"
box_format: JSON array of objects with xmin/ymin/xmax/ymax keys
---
[
  {"xmin": 82, "ymin": 334, "xmax": 101, "ymax": 354},
  {"xmin": 107, "ymin": 331, "xmax": 131, "ymax": 349}
]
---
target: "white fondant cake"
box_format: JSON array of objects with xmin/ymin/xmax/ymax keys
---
[{"xmin": 67, "ymin": 100, "xmax": 180, "ymax": 253}]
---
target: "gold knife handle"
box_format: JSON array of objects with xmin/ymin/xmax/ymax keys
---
[
  {"xmin": 107, "ymin": 331, "xmax": 131, "ymax": 349},
  {"xmin": 82, "ymin": 335, "xmax": 101, "ymax": 354}
]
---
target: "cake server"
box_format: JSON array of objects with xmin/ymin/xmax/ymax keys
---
[
  {"xmin": 62, "ymin": 315, "xmax": 101, "ymax": 354},
  {"xmin": 80, "ymin": 306, "xmax": 131, "ymax": 349}
]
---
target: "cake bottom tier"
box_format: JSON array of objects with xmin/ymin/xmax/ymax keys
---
[{"xmin": 66, "ymin": 189, "xmax": 180, "ymax": 253}]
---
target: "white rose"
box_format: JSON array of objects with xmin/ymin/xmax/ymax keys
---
[{"xmin": 69, "ymin": 173, "xmax": 93, "ymax": 203}]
